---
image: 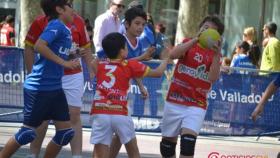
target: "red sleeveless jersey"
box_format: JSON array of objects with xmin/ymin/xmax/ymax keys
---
[
  {"xmin": 166, "ymin": 38, "xmax": 221, "ymax": 109},
  {"xmin": 24, "ymin": 14, "xmax": 91, "ymax": 75},
  {"xmin": 91, "ymin": 59, "xmax": 150, "ymax": 115}
]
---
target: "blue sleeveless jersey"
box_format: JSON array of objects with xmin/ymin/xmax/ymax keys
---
[
  {"xmin": 24, "ymin": 19, "xmax": 72, "ymax": 91},
  {"xmin": 231, "ymin": 54, "xmax": 257, "ymax": 69}
]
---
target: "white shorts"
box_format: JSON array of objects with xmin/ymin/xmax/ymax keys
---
[
  {"xmin": 161, "ymin": 102, "xmax": 206, "ymax": 137},
  {"xmin": 90, "ymin": 114, "xmax": 136, "ymax": 146},
  {"xmin": 62, "ymin": 72, "xmax": 84, "ymax": 107}
]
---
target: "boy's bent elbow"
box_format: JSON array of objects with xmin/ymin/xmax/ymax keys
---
[{"xmin": 147, "ymin": 70, "xmax": 163, "ymax": 78}]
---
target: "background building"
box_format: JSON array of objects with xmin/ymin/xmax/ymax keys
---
[{"xmin": 1, "ymin": 0, "xmax": 280, "ymax": 58}]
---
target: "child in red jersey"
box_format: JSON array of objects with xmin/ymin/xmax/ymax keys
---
[
  {"xmin": 160, "ymin": 15, "xmax": 224, "ymax": 158},
  {"xmin": 90, "ymin": 32, "xmax": 168, "ymax": 158}
]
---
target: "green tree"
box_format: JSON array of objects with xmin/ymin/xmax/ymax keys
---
[
  {"xmin": 20, "ymin": 0, "xmax": 41, "ymax": 47},
  {"xmin": 175, "ymin": 0, "xmax": 208, "ymax": 44}
]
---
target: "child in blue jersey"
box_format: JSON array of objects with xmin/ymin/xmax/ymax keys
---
[
  {"xmin": 0, "ymin": 1, "xmax": 80, "ymax": 158},
  {"xmin": 231, "ymin": 42, "xmax": 260, "ymax": 70},
  {"xmin": 251, "ymin": 73, "xmax": 280, "ymax": 121}
]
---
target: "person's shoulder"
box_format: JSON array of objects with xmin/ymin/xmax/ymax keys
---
[
  {"xmin": 72, "ymin": 14, "xmax": 86, "ymax": 28},
  {"xmin": 95, "ymin": 11, "xmax": 108, "ymax": 22},
  {"xmin": 127, "ymin": 59, "xmax": 144, "ymax": 67},
  {"xmin": 45, "ymin": 19, "xmax": 67, "ymax": 34},
  {"xmin": 35, "ymin": 15, "xmax": 49, "ymax": 23},
  {"xmin": 73, "ymin": 13, "xmax": 85, "ymax": 24},
  {"xmin": 268, "ymin": 37, "xmax": 280, "ymax": 45}
]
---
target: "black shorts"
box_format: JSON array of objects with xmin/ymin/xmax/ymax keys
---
[{"xmin": 23, "ymin": 88, "xmax": 70, "ymax": 127}]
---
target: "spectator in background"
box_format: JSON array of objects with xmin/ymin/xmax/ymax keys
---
[
  {"xmin": 231, "ymin": 43, "xmax": 261, "ymax": 70},
  {"xmin": 93, "ymin": 0, "xmax": 125, "ymax": 58},
  {"xmin": 230, "ymin": 41, "xmax": 249, "ymax": 66},
  {"xmin": 0, "ymin": 15, "xmax": 15, "ymax": 46},
  {"xmin": 230, "ymin": 41, "xmax": 250, "ymax": 61},
  {"xmin": 260, "ymin": 22, "xmax": 280, "ymax": 71},
  {"xmin": 140, "ymin": 12, "xmax": 156, "ymax": 51},
  {"xmin": 154, "ymin": 23, "xmax": 171, "ymax": 60},
  {"xmin": 243, "ymin": 27, "xmax": 257, "ymax": 45}
]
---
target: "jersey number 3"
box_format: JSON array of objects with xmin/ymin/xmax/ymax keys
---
[{"xmin": 102, "ymin": 65, "xmax": 117, "ymax": 88}]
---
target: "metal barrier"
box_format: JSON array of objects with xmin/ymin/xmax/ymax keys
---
[{"xmin": 0, "ymin": 46, "xmax": 279, "ymax": 136}]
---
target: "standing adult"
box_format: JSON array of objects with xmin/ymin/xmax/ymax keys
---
[
  {"xmin": 24, "ymin": 2, "xmax": 94, "ymax": 158},
  {"xmin": 160, "ymin": 15, "xmax": 224, "ymax": 158},
  {"xmin": 242, "ymin": 27, "xmax": 257, "ymax": 45},
  {"xmin": 0, "ymin": 15, "xmax": 15, "ymax": 46},
  {"xmin": 260, "ymin": 22, "xmax": 280, "ymax": 72},
  {"xmin": 93, "ymin": 0, "xmax": 125, "ymax": 58}
]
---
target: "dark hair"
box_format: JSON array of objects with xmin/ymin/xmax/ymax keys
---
[
  {"xmin": 86, "ymin": 25, "xmax": 93, "ymax": 32},
  {"xmin": 5, "ymin": 15, "xmax": 14, "ymax": 23},
  {"xmin": 156, "ymin": 23, "xmax": 166, "ymax": 34},
  {"xmin": 265, "ymin": 22, "xmax": 277, "ymax": 35},
  {"xmin": 125, "ymin": 7, "xmax": 147, "ymax": 26},
  {"xmin": 199, "ymin": 15, "xmax": 224, "ymax": 35},
  {"xmin": 237, "ymin": 41, "xmax": 250, "ymax": 53},
  {"xmin": 40, "ymin": 0, "xmax": 69, "ymax": 20},
  {"xmin": 102, "ymin": 32, "xmax": 126, "ymax": 59},
  {"xmin": 248, "ymin": 44, "xmax": 261, "ymax": 67}
]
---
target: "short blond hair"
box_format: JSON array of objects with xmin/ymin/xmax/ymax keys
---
[{"xmin": 243, "ymin": 27, "xmax": 257, "ymax": 43}]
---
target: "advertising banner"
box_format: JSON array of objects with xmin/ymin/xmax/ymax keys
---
[{"xmin": 1, "ymin": 47, "xmax": 279, "ymax": 136}]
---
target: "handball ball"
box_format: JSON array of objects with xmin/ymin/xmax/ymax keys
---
[{"xmin": 198, "ymin": 28, "xmax": 221, "ymax": 49}]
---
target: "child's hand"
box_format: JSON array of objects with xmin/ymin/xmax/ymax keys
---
[
  {"xmin": 79, "ymin": 48, "xmax": 90, "ymax": 57},
  {"xmin": 63, "ymin": 59, "xmax": 81, "ymax": 69},
  {"xmin": 142, "ymin": 46, "xmax": 156, "ymax": 61},
  {"xmin": 211, "ymin": 39, "xmax": 222, "ymax": 54},
  {"xmin": 251, "ymin": 104, "xmax": 264, "ymax": 122},
  {"xmin": 140, "ymin": 87, "xmax": 149, "ymax": 99}
]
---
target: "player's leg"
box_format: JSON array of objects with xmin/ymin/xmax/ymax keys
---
[
  {"xmin": 0, "ymin": 125, "xmax": 36, "ymax": 158},
  {"xmin": 93, "ymin": 144, "xmax": 110, "ymax": 158},
  {"xmin": 108, "ymin": 135, "xmax": 122, "ymax": 158},
  {"xmin": 90, "ymin": 114, "xmax": 113, "ymax": 158},
  {"xmin": 69, "ymin": 106, "xmax": 82, "ymax": 157},
  {"xmin": 1, "ymin": 89, "xmax": 49, "ymax": 158},
  {"xmin": 124, "ymin": 137, "xmax": 140, "ymax": 158},
  {"xmin": 179, "ymin": 128, "xmax": 197, "ymax": 158},
  {"xmin": 44, "ymin": 120, "xmax": 73, "ymax": 158},
  {"xmin": 43, "ymin": 89, "xmax": 74, "ymax": 158},
  {"xmin": 112, "ymin": 115, "xmax": 139, "ymax": 158},
  {"xmin": 160, "ymin": 136, "xmax": 178, "ymax": 158},
  {"xmin": 62, "ymin": 72, "xmax": 84, "ymax": 157},
  {"xmin": 179, "ymin": 106, "xmax": 206, "ymax": 158},
  {"xmin": 29, "ymin": 120, "xmax": 49, "ymax": 157},
  {"xmin": 160, "ymin": 102, "xmax": 185, "ymax": 158}
]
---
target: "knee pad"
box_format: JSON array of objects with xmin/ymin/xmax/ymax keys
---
[
  {"xmin": 180, "ymin": 134, "xmax": 197, "ymax": 156},
  {"xmin": 160, "ymin": 139, "xmax": 177, "ymax": 158},
  {"xmin": 15, "ymin": 126, "xmax": 36, "ymax": 145},
  {"xmin": 52, "ymin": 128, "xmax": 74, "ymax": 146}
]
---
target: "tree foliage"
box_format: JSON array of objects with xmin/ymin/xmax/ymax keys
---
[{"xmin": 175, "ymin": 0, "xmax": 208, "ymax": 44}]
